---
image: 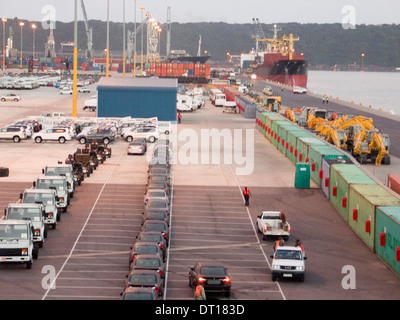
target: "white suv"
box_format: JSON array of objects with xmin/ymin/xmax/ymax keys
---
[
  {"xmin": 0, "ymin": 126, "xmax": 27, "ymax": 143},
  {"xmin": 32, "ymin": 127, "xmax": 72, "ymax": 144},
  {"xmin": 123, "ymin": 127, "xmax": 159, "ymax": 143}
]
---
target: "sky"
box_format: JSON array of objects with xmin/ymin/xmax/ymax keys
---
[{"xmin": 1, "ymin": 0, "xmax": 400, "ymax": 25}]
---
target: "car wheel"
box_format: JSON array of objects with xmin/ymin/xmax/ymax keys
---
[
  {"xmin": 148, "ymin": 136, "xmax": 155, "ymax": 143},
  {"xmin": 79, "ymin": 137, "xmax": 86, "ymax": 144},
  {"xmin": 13, "ymin": 136, "xmax": 21, "ymax": 143},
  {"xmin": 35, "ymin": 136, "xmax": 42, "ymax": 143},
  {"xmin": 1, "ymin": 98, "xmax": 5, "ymax": 102},
  {"xmin": 126, "ymin": 136, "xmax": 133, "ymax": 142},
  {"xmin": 14, "ymin": 98, "xmax": 19, "ymax": 102},
  {"xmin": 58, "ymin": 137, "xmax": 66, "ymax": 144},
  {"xmin": 103, "ymin": 138, "xmax": 110, "ymax": 145},
  {"xmin": 165, "ymin": 131, "xmax": 170, "ymax": 135},
  {"xmin": 26, "ymin": 260, "xmax": 32, "ymax": 269}
]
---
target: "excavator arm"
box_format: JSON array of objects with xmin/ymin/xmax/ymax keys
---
[{"xmin": 369, "ymin": 133, "xmax": 389, "ymax": 166}]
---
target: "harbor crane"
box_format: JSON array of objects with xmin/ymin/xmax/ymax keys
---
[{"xmin": 80, "ymin": 0, "xmax": 93, "ymax": 60}]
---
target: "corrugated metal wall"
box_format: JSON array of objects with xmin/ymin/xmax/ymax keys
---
[{"xmin": 97, "ymin": 78, "xmax": 177, "ymax": 121}]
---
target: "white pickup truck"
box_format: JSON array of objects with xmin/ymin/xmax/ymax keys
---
[
  {"xmin": 256, "ymin": 211, "xmax": 291, "ymax": 240},
  {"xmin": 270, "ymin": 246, "xmax": 307, "ymax": 282}
]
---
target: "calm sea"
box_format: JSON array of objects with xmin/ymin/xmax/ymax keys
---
[{"xmin": 307, "ymin": 70, "xmax": 400, "ymax": 115}]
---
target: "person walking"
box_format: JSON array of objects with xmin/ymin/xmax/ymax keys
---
[
  {"xmin": 178, "ymin": 112, "xmax": 182, "ymax": 124},
  {"xmin": 243, "ymin": 187, "xmax": 251, "ymax": 206},
  {"xmin": 194, "ymin": 283, "xmax": 206, "ymax": 300}
]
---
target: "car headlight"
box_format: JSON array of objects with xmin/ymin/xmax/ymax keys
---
[
  {"xmin": 34, "ymin": 229, "xmax": 40, "ymax": 236},
  {"xmin": 21, "ymin": 248, "xmax": 28, "ymax": 255},
  {"xmin": 273, "ymin": 265, "xmax": 281, "ymax": 270},
  {"xmin": 296, "ymin": 266, "xmax": 304, "ymax": 271}
]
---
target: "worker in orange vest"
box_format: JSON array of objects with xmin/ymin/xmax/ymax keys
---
[
  {"xmin": 243, "ymin": 187, "xmax": 251, "ymax": 206},
  {"xmin": 274, "ymin": 238, "xmax": 284, "ymax": 253},
  {"xmin": 194, "ymin": 283, "xmax": 206, "ymax": 300},
  {"xmin": 178, "ymin": 112, "xmax": 182, "ymax": 124},
  {"xmin": 295, "ymin": 239, "xmax": 305, "ymax": 255}
]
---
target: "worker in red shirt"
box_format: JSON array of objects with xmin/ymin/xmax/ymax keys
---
[
  {"xmin": 243, "ymin": 187, "xmax": 251, "ymax": 206},
  {"xmin": 178, "ymin": 112, "xmax": 182, "ymax": 124}
]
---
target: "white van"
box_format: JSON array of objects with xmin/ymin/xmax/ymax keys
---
[
  {"xmin": 177, "ymin": 94, "xmax": 194, "ymax": 112},
  {"xmin": 157, "ymin": 121, "xmax": 172, "ymax": 135}
]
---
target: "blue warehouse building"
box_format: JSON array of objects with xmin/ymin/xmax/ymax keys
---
[{"xmin": 96, "ymin": 77, "xmax": 178, "ymax": 121}]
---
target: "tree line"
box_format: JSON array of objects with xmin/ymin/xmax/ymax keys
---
[{"xmin": 8, "ymin": 19, "xmax": 400, "ymax": 68}]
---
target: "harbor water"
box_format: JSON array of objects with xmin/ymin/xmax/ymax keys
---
[{"xmin": 307, "ymin": 70, "xmax": 400, "ymax": 115}]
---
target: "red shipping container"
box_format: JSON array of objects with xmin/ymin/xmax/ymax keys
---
[{"xmin": 388, "ymin": 175, "xmax": 400, "ymax": 195}]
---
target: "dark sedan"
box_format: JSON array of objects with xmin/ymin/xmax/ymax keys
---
[
  {"xmin": 188, "ymin": 262, "xmax": 231, "ymax": 298},
  {"xmin": 125, "ymin": 269, "xmax": 164, "ymax": 296}
]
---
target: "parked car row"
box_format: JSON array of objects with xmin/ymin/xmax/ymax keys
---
[
  {"xmin": 0, "ymin": 141, "xmax": 111, "ymax": 269},
  {"xmin": 120, "ymin": 139, "xmax": 173, "ymax": 300}
]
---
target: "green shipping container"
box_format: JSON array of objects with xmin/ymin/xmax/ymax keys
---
[
  {"xmin": 278, "ymin": 125, "xmax": 304, "ymax": 156},
  {"xmin": 277, "ymin": 124, "xmax": 297, "ymax": 154},
  {"xmin": 375, "ymin": 206, "xmax": 400, "ymax": 277},
  {"xmin": 287, "ymin": 130, "xmax": 314, "ymax": 163},
  {"xmin": 296, "ymin": 137, "xmax": 327, "ymax": 163},
  {"xmin": 264, "ymin": 113, "xmax": 285, "ymax": 141},
  {"xmin": 348, "ymin": 185, "xmax": 400, "ymax": 251},
  {"xmin": 308, "ymin": 145, "xmax": 348, "ymax": 186},
  {"xmin": 271, "ymin": 120, "xmax": 293, "ymax": 148},
  {"xmin": 329, "ymin": 164, "xmax": 376, "ymax": 222}
]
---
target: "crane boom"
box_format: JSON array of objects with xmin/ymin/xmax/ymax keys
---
[{"xmin": 80, "ymin": 0, "xmax": 93, "ymax": 59}]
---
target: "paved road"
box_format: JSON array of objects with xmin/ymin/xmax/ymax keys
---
[{"xmin": 0, "ymin": 84, "xmax": 399, "ymax": 301}]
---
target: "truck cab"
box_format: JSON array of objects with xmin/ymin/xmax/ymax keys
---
[
  {"xmin": 256, "ymin": 211, "xmax": 291, "ymax": 240},
  {"xmin": 0, "ymin": 219, "xmax": 39, "ymax": 269},
  {"xmin": 42, "ymin": 164, "xmax": 75, "ymax": 198},
  {"xmin": 20, "ymin": 189, "xmax": 59, "ymax": 230},
  {"xmin": 34, "ymin": 175, "xmax": 69, "ymax": 212},
  {"xmin": 270, "ymin": 246, "xmax": 307, "ymax": 282},
  {"xmin": 5, "ymin": 203, "xmax": 47, "ymax": 248}
]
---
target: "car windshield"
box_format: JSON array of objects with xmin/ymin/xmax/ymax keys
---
[
  {"xmin": 23, "ymin": 193, "xmax": 54, "ymax": 205},
  {"xmin": 148, "ymin": 201, "xmax": 167, "ymax": 208},
  {"xmin": 46, "ymin": 167, "xmax": 71, "ymax": 176},
  {"xmin": 135, "ymin": 245, "xmax": 158, "ymax": 254},
  {"xmin": 275, "ymin": 250, "xmax": 303, "ymax": 260},
  {"xmin": 200, "ymin": 266, "xmax": 226, "ymax": 276},
  {"xmin": 144, "ymin": 223, "xmax": 166, "ymax": 232},
  {"xmin": 0, "ymin": 224, "xmax": 28, "ymax": 239},
  {"xmin": 140, "ymin": 234, "xmax": 162, "ymax": 242},
  {"xmin": 147, "ymin": 212, "xmax": 166, "ymax": 219},
  {"xmin": 123, "ymin": 292, "xmax": 153, "ymax": 300},
  {"xmin": 135, "ymin": 258, "xmax": 161, "ymax": 268},
  {"xmin": 8, "ymin": 208, "xmax": 41, "ymax": 222},
  {"xmin": 37, "ymin": 179, "xmax": 65, "ymax": 191},
  {"xmin": 129, "ymin": 274, "xmax": 157, "ymax": 283},
  {"xmin": 147, "ymin": 192, "xmax": 165, "ymax": 198}
]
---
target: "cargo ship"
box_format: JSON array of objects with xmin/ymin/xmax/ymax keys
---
[{"xmin": 250, "ymin": 26, "xmax": 308, "ymax": 88}]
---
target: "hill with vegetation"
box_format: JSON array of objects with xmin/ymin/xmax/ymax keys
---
[{"xmin": 8, "ymin": 19, "xmax": 400, "ymax": 69}]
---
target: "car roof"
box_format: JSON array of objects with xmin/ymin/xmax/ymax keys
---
[
  {"xmin": 8, "ymin": 203, "xmax": 43, "ymax": 209},
  {"xmin": 0, "ymin": 219, "xmax": 30, "ymax": 225},
  {"xmin": 23, "ymin": 188, "xmax": 55, "ymax": 194}
]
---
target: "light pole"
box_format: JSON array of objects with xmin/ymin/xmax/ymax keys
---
[
  {"xmin": 139, "ymin": 6, "xmax": 145, "ymax": 76},
  {"xmin": 73, "ymin": 0, "xmax": 78, "ymax": 117},
  {"xmin": 133, "ymin": 0, "xmax": 139, "ymax": 78},
  {"xmin": 2, "ymin": 18, "xmax": 6, "ymax": 71},
  {"xmin": 31, "ymin": 24, "xmax": 36, "ymax": 59},
  {"xmin": 106, "ymin": 0, "xmax": 110, "ymax": 77},
  {"xmin": 123, "ymin": 0, "xmax": 126, "ymax": 77},
  {"xmin": 19, "ymin": 22, "xmax": 25, "ymax": 69},
  {"xmin": 361, "ymin": 53, "xmax": 365, "ymax": 72}
]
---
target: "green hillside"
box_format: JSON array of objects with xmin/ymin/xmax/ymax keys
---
[{"xmin": 6, "ymin": 19, "xmax": 400, "ymax": 69}]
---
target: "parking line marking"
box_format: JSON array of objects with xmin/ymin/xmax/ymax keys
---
[{"xmin": 41, "ymin": 150, "xmax": 126, "ymax": 300}]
